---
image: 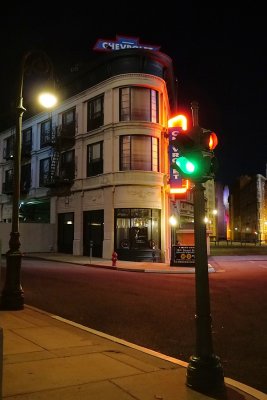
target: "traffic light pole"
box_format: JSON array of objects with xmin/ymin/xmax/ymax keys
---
[{"xmin": 186, "ymin": 182, "xmax": 225, "ymax": 395}]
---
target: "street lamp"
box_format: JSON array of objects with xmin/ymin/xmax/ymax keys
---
[
  {"xmin": 212, "ymin": 209, "xmax": 218, "ymax": 241},
  {"xmin": 169, "ymin": 215, "xmax": 177, "ymax": 266},
  {"xmin": 0, "ymin": 51, "xmax": 57, "ymax": 310}
]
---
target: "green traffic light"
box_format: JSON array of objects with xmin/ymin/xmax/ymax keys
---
[
  {"xmin": 174, "ymin": 151, "xmax": 217, "ymax": 182},
  {"xmin": 176, "ymin": 156, "xmax": 196, "ymax": 175}
]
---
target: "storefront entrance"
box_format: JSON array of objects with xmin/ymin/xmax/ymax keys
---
[
  {"xmin": 58, "ymin": 212, "xmax": 74, "ymax": 253},
  {"xmin": 115, "ymin": 208, "xmax": 161, "ymax": 261},
  {"xmin": 83, "ymin": 210, "xmax": 104, "ymax": 257}
]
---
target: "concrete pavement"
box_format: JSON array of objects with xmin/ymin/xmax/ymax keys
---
[{"xmin": 1, "ymin": 305, "xmax": 266, "ymax": 400}]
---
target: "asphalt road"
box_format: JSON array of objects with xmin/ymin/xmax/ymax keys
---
[{"xmin": 1, "ymin": 255, "xmax": 267, "ymax": 394}]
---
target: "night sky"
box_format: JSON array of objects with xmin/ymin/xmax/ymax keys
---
[{"xmin": 1, "ymin": 5, "xmax": 266, "ymax": 185}]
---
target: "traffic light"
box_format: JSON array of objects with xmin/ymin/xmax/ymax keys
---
[{"xmin": 170, "ymin": 126, "xmax": 218, "ymax": 183}]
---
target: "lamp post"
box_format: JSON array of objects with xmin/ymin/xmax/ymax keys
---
[
  {"xmin": 169, "ymin": 215, "xmax": 177, "ymax": 266},
  {"xmin": 0, "ymin": 51, "xmax": 57, "ymax": 310},
  {"xmin": 212, "ymin": 209, "xmax": 218, "ymax": 241}
]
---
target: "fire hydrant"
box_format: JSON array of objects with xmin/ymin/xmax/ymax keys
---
[{"xmin": 112, "ymin": 251, "xmax": 118, "ymax": 267}]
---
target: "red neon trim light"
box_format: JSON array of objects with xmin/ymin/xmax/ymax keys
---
[{"xmin": 168, "ymin": 115, "xmax": 187, "ymax": 130}]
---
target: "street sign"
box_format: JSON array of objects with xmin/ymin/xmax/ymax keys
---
[{"xmin": 172, "ymin": 245, "xmax": 195, "ymax": 266}]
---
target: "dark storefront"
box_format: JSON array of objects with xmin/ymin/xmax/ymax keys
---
[
  {"xmin": 83, "ymin": 210, "xmax": 104, "ymax": 257},
  {"xmin": 115, "ymin": 208, "xmax": 161, "ymax": 261}
]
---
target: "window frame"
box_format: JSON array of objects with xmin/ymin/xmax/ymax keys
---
[
  {"xmin": 87, "ymin": 141, "xmax": 103, "ymax": 176},
  {"xmin": 120, "ymin": 135, "xmax": 159, "ymax": 172},
  {"xmin": 40, "ymin": 119, "xmax": 52, "ymax": 148},
  {"xmin": 87, "ymin": 95, "xmax": 104, "ymax": 131},
  {"xmin": 60, "ymin": 149, "xmax": 75, "ymax": 180},
  {"xmin": 119, "ymin": 87, "xmax": 159, "ymax": 123},
  {"xmin": 39, "ymin": 157, "xmax": 51, "ymax": 186}
]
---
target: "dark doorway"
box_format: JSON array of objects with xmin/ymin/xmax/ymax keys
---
[
  {"xmin": 58, "ymin": 212, "xmax": 74, "ymax": 253},
  {"xmin": 83, "ymin": 210, "xmax": 104, "ymax": 257}
]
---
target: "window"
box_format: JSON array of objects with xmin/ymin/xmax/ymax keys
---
[
  {"xmin": 87, "ymin": 142, "xmax": 103, "ymax": 176},
  {"xmin": 40, "ymin": 119, "xmax": 52, "ymax": 148},
  {"xmin": 61, "ymin": 150, "xmax": 75, "ymax": 180},
  {"xmin": 3, "ymin": 169, "xmax": 13, "ymax": 193},
  {"xmin": 120, "ymin": 135, "xmax": 159, "ymax": 171},
  {"xmin": 115, "ymin": 208, "xmax": 160, "ymax": 250},
  {"xmin": 3, "ymin": 136, "xmax": 14, "ymax": 159},
  {"xmin": 62, "ymin": 108, "xmax": 76, "ymax": 137},
  {"xmin": 39, "ymin": 157, "xmax": 51, "ymax": 186},
  {"xmin": 87, "ymin": 95, "xmax": 104, "ymax": 131},
  {"xmin": 21, "ymin": 163, "xmax": 31, "ymax": 192},
  {"xmin": 120, "ymin": 87, "xmax": 159, "ymax": 123},
  {"xmin": 22, "ymin": 127, "xmax": 32, "ymax": 156}
]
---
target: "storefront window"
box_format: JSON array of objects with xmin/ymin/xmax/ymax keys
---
[{"xmin": 115, "ymin": 208, "xmax": 160, "ymax": 250}]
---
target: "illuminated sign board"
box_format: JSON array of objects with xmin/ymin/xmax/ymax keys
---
[
  {"xmin": 94, "ymin": 36, "xmax": 160, "ymax": 52},
  {"xmin": 169, "ymin": 127, "xmax": 184, "ymax": 190},
  {"xmin": 168, "ymin": 115, "xmax": 189, "ymax": 195},
  {"xmin": 173, "ymin": 245, "xmax": 195, "ymax": 266}
]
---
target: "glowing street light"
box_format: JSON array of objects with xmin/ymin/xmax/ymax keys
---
[{"xmin": 38, "ymin": 92, "xmax": 57, "ymax": 108}]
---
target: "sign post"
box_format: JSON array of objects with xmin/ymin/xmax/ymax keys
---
[{"xmin": 89, "ymin": 240, "xmax": 93, "ymax": 264}]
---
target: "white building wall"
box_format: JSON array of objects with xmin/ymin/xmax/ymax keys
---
[{"xmin": 0, "ymin": 223, "xmax": 56, "ymax": 253}]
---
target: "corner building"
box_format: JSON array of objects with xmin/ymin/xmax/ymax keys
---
[
  {"xmin": 0, "ymin": 49, "xmax": 178, "ymax": 262},
  {"xmin": 69, "ymin": 49, "xmax": 176, "ymax": 261}
]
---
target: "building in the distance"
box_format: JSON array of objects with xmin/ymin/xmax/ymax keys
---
[{"xmin": 229, "ymin": 174, "xmax": 267, "ymax": 243}]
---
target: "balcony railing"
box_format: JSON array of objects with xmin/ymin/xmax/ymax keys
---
[{"xmin": 43, "ymin": 162, "xmax": 75, "ymax": 188}]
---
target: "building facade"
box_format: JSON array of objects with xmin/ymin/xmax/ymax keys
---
[
  {"xmin": 0, "ymin": 49, "xmax": 181, "ymax": 262},
  {"xmin": 229, "ymin": 174, "xmax": 267, "ymax": 242},
  {"xmin": 0, "ymin": 47, "xmax": 224, "ymax": 260}
]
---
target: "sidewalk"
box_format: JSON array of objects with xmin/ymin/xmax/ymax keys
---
[
  {"xmin": 22, "ymin": 252, "xmax": 215, "ymax": 274},
  {"xmin": 1, "ymin": 305, "xmax": 265, "ymax": 400}
]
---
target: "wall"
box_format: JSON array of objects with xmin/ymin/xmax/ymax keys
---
[{"xmin": 0, "ymin": 223, "xmax": 56, "ymax": 254}]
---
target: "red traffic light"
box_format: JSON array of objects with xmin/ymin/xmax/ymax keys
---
[
  {"xmin": 208, "ymin": 132, "xmax": 218, "ymax": 150},
  {"xmin": 201, "ymin": 130, "xmax": 218, "ymax": 151}
]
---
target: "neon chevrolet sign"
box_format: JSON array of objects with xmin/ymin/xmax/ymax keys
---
[
  {"xmin": 168, "ymin": 115, "xmax": 189, "ymax": 195},
  {"xmin": 94, "ymin": 36, "xmax": 160, "ymax": 52}
]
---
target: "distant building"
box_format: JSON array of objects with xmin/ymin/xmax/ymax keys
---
[
  {"xmin": 229, "ymin": 174, "xmax": 267, "ymax": 243},
  {"xmin": 214, "ymin": 182, "xmax": 229, "ymax": 240}
]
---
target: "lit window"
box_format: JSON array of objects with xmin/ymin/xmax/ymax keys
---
[
  {"xmin": 120, "ymin": 87, "xmax": 159, "ymax": 123},
  {"xmin": 120, "ymin": 135, "xmax": 159, "ymax": 172}
]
